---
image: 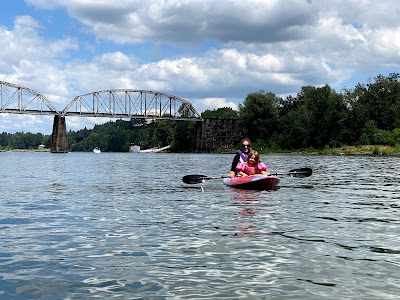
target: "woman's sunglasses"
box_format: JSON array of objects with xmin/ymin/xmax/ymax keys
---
[{"xmin": 242, "ymin": 144, "xmax": 250, "ymax": 148}]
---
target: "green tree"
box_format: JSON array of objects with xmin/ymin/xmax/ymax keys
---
[
  {"xmin": 109, "ymin": 130, "xmax": 129, "ymax": 152},
  {"xmin": 0, "ymin": 132, "xmax": 12, "ymax": 149},
  {"xmin": 292, "ymin": 85, "xmax": 348, "ymax": 148},
  {"xmin": 364, "ymin": 73, "xmax": 400, "ymax": 130},
  {"xmin": 238, "ymin": 92, "xmax": 280, "ymax": 144},
  {"xmin": 42, "ymin": 135, "xmax": 51, "ymax": 148},
  {"xmin": 278, "ymin": 106, "xmax": 310, "ymax": 149},
  {"xmin": 174, "ymin": 121, "xmax": 195, "ymax": 152},
  {"xmin": 392, "ymin": 128, "xmax": 400, "ymax": 145},
  {"xmin": 202, "ymin": 107, "xmax": 239, "ymax": 119}
]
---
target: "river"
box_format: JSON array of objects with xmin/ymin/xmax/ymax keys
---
[{"xmin": 0, "ymin": 152, "xmax": 399, "ymax": 299}]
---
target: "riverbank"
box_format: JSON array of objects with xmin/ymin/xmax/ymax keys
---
[
  {"xmin": 317, "ymin": 145, "xmax": 400, "ymax": 155},
  {"xmin": 259, "ymin": 145, "xmax": 400, "ymax": 156},
  {"xmin": 0, "ymin": 148, "xmax": 51, "ymax": 152}
]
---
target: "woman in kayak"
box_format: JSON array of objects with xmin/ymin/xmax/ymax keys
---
[
  {"xmin": 229, "ymin": 138, "xmax": 253, "ymax": 177},
  {"xmin": 236, "ymin": 151, "xmax": 268, "ymax": 177}
]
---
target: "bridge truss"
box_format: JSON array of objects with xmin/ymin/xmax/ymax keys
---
[
  {"xmin": 61, "ymin": 89, "xmax": 202, "ymax": 121},
  {"xmin": 0, "ymin": 81, "xmax": 59, "ymax": 115}
]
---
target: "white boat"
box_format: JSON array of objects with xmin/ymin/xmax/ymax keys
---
[
  {"xmin": 129, "ymin": 145, "xmax": 141, "ymax": 153},
  {"xmin": 93, "ymin": 147, "xmax": 101, "ymax": 153}
]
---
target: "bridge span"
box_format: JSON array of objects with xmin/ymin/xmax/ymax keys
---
[{"xmin": 0, "ymin": 81, "xmax": 202, "ymax": 152}]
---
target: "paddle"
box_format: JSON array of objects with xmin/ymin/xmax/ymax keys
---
[
  {"xmin": 279, "ymin": 167, "xmax": 313, "ymax": 178},
  {"xmin": 182, "ymin": 167, "xmax": 312, "ymax": 184}
]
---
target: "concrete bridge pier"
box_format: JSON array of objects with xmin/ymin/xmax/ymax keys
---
[{"xmin": 51, "ymin": 115, "xmax": 68, "ymax": 153}]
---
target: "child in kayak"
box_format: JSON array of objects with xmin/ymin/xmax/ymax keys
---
[{"xmin": 236, "ymin": 151, "xmax": 268, "ymax": 177}]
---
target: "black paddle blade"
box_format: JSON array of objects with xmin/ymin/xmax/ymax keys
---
[
  {"xmin": 182, "ymin": 174, "xmax": 207, "ymax": 184},
  {"xmin": 287, "ymin": 167, "xmax": 313, "ymax": 178}
]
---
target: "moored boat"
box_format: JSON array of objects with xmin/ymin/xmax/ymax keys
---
[
  {"xmin": 93, "ymin": 147, "xmax": 101, "ymax": 153},
  {"xmin": 223, "ymin": 174, "xmax": 280, "ymax": 190},
  {"xmin": 129, "ymin": 145, "xmax": 141, "ymax": 153}
]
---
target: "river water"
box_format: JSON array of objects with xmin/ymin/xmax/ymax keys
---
[{"xmin": 0, "ymin": 152, "xmax": 399, "ymax": 299}]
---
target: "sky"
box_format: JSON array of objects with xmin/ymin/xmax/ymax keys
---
[{"xmin": 0, "ymin": 0, "xmax": 399, "ymax": 134}]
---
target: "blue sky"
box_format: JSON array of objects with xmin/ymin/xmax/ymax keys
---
[{"xmin": 0, "ymin": 0, "xmax": 399, "ymax": 134}]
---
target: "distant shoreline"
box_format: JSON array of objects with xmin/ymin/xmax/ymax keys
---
[{"xmin": 0, "ymin": 148, "xmax": 51, "ymax": 152}]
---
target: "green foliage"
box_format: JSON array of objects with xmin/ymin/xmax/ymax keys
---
[
  {"xmin": 0, "ymin": 131, "xmax": 47, "ymax": 150},
  {"xmin": 202, "ymin": 107, "xmax": 238, "ymax": 119},
  {"xmin": 392, "ymin": 128, "xmax": 400, "ymax": 144},
  {"xmin": 238, "ymin": 91, "xmax": 280, "ymax": 142}
]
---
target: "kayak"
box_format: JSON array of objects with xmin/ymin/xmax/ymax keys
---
[{"xmin": 223, "ymin": 174, "xmax": 280, "ymax": 191}]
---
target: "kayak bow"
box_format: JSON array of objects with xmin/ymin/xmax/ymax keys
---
[{"xmin": 223, "ymin": 174, "xmax": 280, "ymax": 191}]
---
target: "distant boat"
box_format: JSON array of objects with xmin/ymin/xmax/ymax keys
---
[
  {"xmin": 93, "ymin": 147, "xmax": 101, "ymax": 153},
  {"xmin": 129, "ymin": 145, "xmax": 141, "ymax": 153}
]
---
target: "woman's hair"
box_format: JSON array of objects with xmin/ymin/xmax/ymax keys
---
[{"xmin": 241, "ymin": 138, "xmax": 251, "ymax": 146}]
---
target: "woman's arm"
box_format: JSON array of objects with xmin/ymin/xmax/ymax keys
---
[
  {"xmin": 230, "ymin": 154, "xmax": 240, "ymax": 172},
  {"xmin": 229, "ymin": 154, "xmax": 241, "ymax": 177}
]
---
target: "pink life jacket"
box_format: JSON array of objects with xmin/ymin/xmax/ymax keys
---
[{"xmin": 236, "ymin": 162, "xmax": 268, "ymax": 175}]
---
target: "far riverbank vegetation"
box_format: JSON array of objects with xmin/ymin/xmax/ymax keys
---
[{"xmin": 1, "ymin": 73, "xmax": 399, "ymax": 155}]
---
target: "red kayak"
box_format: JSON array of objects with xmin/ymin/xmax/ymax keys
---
[{"xmin": 223, "ymin": 174, "xmax": 280, "ymax": 191}]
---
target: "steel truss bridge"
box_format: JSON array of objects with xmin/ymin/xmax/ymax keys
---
[
  {"xmin": 0, "ymin": 81, "xmax": 201, "ymax": 119},
  {"xmin": 0, "ymin": 81, "xmax": 242, "ymax": 153},
  {"xmin": 0, "ymin": 81, "xmax": 203, "ymax": 152}
]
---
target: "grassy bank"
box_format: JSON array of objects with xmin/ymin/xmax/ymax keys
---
[
  {"xmin": 317, "ymin": 145, "xmax": 400, "ymax": 155},
  {"xmin": 259, "ymin": 145, "xmax": 400, "ymax": 156}
]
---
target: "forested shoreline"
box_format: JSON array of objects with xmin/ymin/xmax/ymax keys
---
[{"xmin": 1, "ymin": 73, "xmax": 399, "ymax": 154}]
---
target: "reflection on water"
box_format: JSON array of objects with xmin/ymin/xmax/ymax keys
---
[{"xmin": 0, "ymin": 152, "xmax": 399, "ymax": 299}]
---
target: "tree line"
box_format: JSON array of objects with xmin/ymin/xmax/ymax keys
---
[
  {"xmin": 0, "ymin": 132, "xmax": 50, "ymax": 150},
  {"xmin": 0, "ymin": 73, "xmax": 399, "ymax": 152},
  {"xmin": 237, "ymin": 72, "xmax": 400, "ymax": 151}
]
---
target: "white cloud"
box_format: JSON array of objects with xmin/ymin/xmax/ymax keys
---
[
  {"xmin": 66, "ymin": 116, "xmax": 111, "ymax": 132},
  {"xmin": 367, "ymin": 27, "xmax": 400, "ymax": 58},
  {"xmin": 199, "ymin": 98, "xmax": 239, "ymax": 111},
  {"xmin": 14, "ymin": 15, "xmax": 40, "ymax": 28},
  {"xmin": 0, "ymin": 114, "xmax": 53, "ymax": 134}
]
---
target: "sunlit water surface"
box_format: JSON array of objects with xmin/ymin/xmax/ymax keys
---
[{"xmin": 0, "ymin": 152, "xmax": 399, "ymax": 299}]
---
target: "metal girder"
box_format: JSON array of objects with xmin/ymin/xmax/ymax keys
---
[
  {"xmin": 0, "ymin": 81, "xmax": 59, "ymax": 114},
  {"xmin": 61, "ymin": 89, "xmax": 203, "ymax": 121}
]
